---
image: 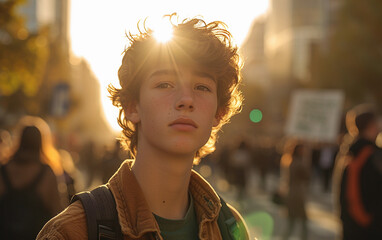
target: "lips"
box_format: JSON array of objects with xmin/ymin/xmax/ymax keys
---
[{"xmin": 169, "ymin": 118, "xmax": 198, "ymax": 129}]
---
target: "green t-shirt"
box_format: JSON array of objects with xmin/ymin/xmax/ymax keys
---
[{"xmin": 153, "ymin": 194, "xmax": 199, "ymax": 240}]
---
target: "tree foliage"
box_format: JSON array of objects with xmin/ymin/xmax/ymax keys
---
[
  {"xmin": 313, "ymin": 0, "xmax": 382, "ymax": 111},
  {"xmin": 0, "ymin": 0, "xmax": 49, "ymax": 97}
]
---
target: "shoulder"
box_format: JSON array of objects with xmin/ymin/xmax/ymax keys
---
[
  {"xmin": 225, "ymin": 203, "xmax": 243, "ymax": 222},
  {"xmin": 37, "ymin": 201, "xmax": 88, "ymax": 240}
]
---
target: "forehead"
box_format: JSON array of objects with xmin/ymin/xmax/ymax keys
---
[
  {"xmin": 139, "ymin": 47, "xmax": 217, "ymax": 82},
  {"xmin": 132, "ymin": 40, "xmax": 219, "ymax": 88},
  {"xmin": 147, "ymin": 62, "xmax": 215, "ymax": 80}
]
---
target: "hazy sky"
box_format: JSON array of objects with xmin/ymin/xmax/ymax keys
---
[{"xmin": 69, "ymin": 0, "xmax": 269, "ymax": 131}]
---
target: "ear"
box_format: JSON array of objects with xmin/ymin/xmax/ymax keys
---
[{"xmin": 124, "ymin": 101, "xmax": 140, "ymax": 124}]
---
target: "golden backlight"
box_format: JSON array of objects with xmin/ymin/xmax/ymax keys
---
[
  {"xmin": 152, "ymin": 18, "xmax": 173, "ymax": 43},
  {"xmin": 70, "ymin": 0, "xmax": 269, "ymax": 132}
]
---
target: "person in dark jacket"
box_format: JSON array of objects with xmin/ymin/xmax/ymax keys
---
[{"xmin": 339, "ymin": 106, "xmax": 382, "ymax": 240}]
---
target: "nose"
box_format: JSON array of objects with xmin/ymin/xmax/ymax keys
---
[{"xmin": 175, "ymin": 85, "xmax": 194, "ymax": 111}]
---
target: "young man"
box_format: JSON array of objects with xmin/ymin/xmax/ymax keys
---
[{"xmin": 38, "ymin": 14, "xmax": 249, "ymax": 239}]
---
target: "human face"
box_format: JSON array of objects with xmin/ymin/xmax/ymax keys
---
[{"xmin": 131, "ymin": 64, "xmax": 219, "ymax": 158}]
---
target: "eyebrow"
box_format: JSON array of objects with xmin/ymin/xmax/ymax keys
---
[
  {"xmin": 192, "ymin": 70, "xmax": 216, "ymax": 82},
  {"xmin": 149, "ymin": 69, "xmax": 215, "ymax": 82},
  {"xmin": 149, "ymin": 69, "xmax": 177, "ymax": 78}
]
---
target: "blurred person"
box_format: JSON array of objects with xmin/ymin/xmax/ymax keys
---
[
  {"xmin": 78, "ymin": 140, "xmax": 98, "ymax": 189},
  {"xmin": 282, "ymin": 143, "xmax": 311, "ymax": 240},
  {"xmin": 338, "ymin": 106, "xmax": 382, "ymax": 240},
  {"xmin": 0, "ymin": 116, "xmax": 65, "ymax": 240},
  {"xmin": 37, "ymin": 14, "xmax": 250, "ymax": 239},
  {"xmin": 310, "ymin": 145, "xmax": 321, "ymax": 182},
  {"xmin": 253, "ymin": 145, "xmax": 272, "ymax": 191},
  {"xmin": 230, "ymin": 140, "xmax": 252, "ymax": 200},
  {"xmin": 219, "ymin": 143, "xmax": 235, "ymax": 185},
  {"xmin": 58, "ymin": 149, "xmax": 78, "ymax": 201},
  {"xmin": 99, "ymin": 140, "xmax": 129, "ymax": 183},
  {"xmin": 0, "ymin": 129, "xmax": 12, "ymax": 164},
  {"xmin": 318, "ymin": 143, "xmax": 337, "ymax": 192}
]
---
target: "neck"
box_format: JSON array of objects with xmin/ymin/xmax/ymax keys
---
[{"xmin": 132, "ymin": 147, "xmax": 195, "ymax": 220}]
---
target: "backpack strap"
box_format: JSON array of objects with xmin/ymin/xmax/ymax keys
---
[
  {"xmin": 70, "ymin": 185, "xmax": 122, "ymax": 240},
  {"xmin": 218, "ymin": 196, "xmax": 245, "ymax": 240},
  {"xmin": 71, "ymin": 186, "xmax": 243, "ymax": 240}
]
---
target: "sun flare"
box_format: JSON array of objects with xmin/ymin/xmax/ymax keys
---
[
  {"xmin": 152, "ymin": 19, "xmax": 173, "ymax": 43},
  {"xmin": 70, "ymin": 0, "xmax": 269, "ymax": 132}
]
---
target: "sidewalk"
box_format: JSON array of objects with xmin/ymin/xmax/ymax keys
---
[{"xmin": 209, "ymin": 169, "xmax": 341, "ymax": 240}]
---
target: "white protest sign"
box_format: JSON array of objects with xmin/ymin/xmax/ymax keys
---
[{"xmin": 285, "ymin": 89, "xmax": 344, "ymax": 142}]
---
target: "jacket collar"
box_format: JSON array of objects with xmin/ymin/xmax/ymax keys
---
[
  {"xmin": 107, "ymin": 160, "xmax": 222, "ymax": 238},
  {"xmin": 189, "ymin": 170, "xmax": 221, "ymax": 222}
]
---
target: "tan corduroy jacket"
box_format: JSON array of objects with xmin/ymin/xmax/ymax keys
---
[{"xmin": 37, "ymin": 160, "xmax": 249, "ymax": 240}]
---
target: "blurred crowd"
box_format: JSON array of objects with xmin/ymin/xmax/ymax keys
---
[
  {"xmin": 1, "ymin": 102, "xmax": 381, "ymax": 240},
  {"xmin": 0, "ymin": 115, "xmax": 128, "ymax": 239},
  {"xmin": 196, "ymin": 104, "xmax": 382, "ymax": 240}
]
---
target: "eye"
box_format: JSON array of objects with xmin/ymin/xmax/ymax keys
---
[
  {"xmin": 156, "ymin": 82, "xmax": 173, "ymax": 89},
  {"xmin": 195, "ymin": 85, "xmax": 211, "ymax": 92}
]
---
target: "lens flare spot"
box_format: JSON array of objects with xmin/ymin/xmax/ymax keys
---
[
  {"xmin": 199, "ymin": 165, "xmax": 212, "ymax": 178},
  {"xmin": 216, "ymin": 179, "xmax": 230, "ymax": 192},
  {"xmin": 250, "ymin": 109, "xmax": 263, "ymax": 123},
  {"xmin": 244, "ymin": 211, "xmax": 274, "ymax": 240}
]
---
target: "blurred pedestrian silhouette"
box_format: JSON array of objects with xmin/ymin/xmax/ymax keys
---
[
  {"xmin": 318, "ymin": 143, "xmax": 337, "ymax": 192},
  {"xmin": 0, "ymin": 116, "xmax": 65, "ymax": 240},
  {"xmin": 0, "ymin": 129, "xmax": 12, "ymax": 164},
  {"xmin": 219, "ymin": 144, "xmax": 234, "ymax": 184},
  {"xmin": 58, "ymin": 149, "xmax": 78, "ymax": 201},
  {"xmin": 79, "ymin": 140, "xmax": 99, "ymax": 188},
  {"xmin": 253, "ymin": 144, "xmax": 273, "ymax": 191},
  {"xmin": 282, "ymin": 142, "xmax": 311, "ymax": 240},
  {"xmin": 99, "ymin": 140, "xmax": 129, "ymax": 183},
  {"xmin": 338, "ymin": 105, "xmax": 382, "ymax": 240},
  {"xmin": 230, "ymin": 140, "xmax": 252, "ymax": 200}
]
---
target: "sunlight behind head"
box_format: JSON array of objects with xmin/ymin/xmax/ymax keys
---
[
  {"xmin": 151, "ymin": 18, "xmax": 173, "ymax": 43},
  {"xmin": 70, "ymin": 1, "xmax": 270, "ymax": 133}
]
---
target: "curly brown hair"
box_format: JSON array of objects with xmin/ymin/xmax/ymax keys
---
[{"xmin": 109, "ymin": 14, "xmax": 243, "ymax": 164}]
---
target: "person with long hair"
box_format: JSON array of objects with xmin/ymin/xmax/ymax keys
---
[{"xmin": 0, "ymin": 116, "xmax": 65, "ymax": 240}]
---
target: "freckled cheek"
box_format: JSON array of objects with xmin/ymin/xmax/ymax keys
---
[
  {"xmin": 197, "ymin": 98, "xmax": 218, "ymax": 116},
  {"xmin": 142, "ymin": 101, "xmax": 172, "ymax": 126}
]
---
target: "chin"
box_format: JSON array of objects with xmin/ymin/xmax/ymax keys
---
[{"xmin": 167, "ymin": 144, "xmax": 198, "ymax": 156}]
